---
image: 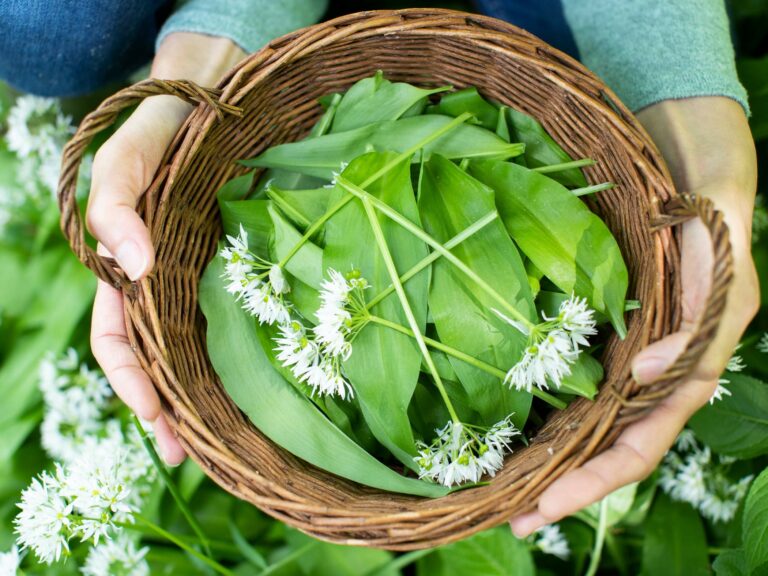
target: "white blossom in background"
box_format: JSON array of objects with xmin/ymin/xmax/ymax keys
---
[
  {"xmin": 757, "ymin": 332, "xmax": 768, "ymax": 354},
  {"xmin": 533, "ymin": 524, "xmax": 571, "ymax": 560},
  {"xmin": 660, "ymin": 430, "xmax": 753, "ymax": 523},
  {"xmin": 219, "ymin": 225, "xmax": 291, "ymax": 325},
  {"xmin": 415, "ymin": 416, "xmax": 519, "ymax": 487},
  {"xmin": 0, "ymin": 546, "xmax": 21, "ymax": 575},
  {"xmin": 496, "ymin": 294, "xmax": 597, "ymax": 392},
  {"xmin": 711, "ymin": 351, "xmax": 747, "ymax": 404},
  {"xmin": 82, "ymin": 534, "xmax": 149, "ymax": 576}
]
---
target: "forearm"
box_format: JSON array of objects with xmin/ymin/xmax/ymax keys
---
[{"xmin": 561, "ymin": 0, "xmax": 749, "ymax": 114}]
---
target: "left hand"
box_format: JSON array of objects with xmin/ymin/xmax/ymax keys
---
[{"xmin": 510, "ymin": 96, "xmax": 759, "ymax": 537}]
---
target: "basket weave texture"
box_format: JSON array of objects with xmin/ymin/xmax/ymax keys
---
[{"xmin": 58, "ymin": 9, "xmax": 732, "ymax": 549}]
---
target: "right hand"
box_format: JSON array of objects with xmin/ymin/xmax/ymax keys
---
[{"xmin": 86, "ymin": 33, "xmax": 245, "ymax": 464}]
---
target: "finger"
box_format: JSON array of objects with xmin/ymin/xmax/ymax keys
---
[
  {"xmin": 91, "ymin": 277, "xmax": 160, "ymax": 421},
  {"xmin": 153, "ymin": 414, "xmax": 187, "ymax": 466},
  {"xmin": 509, "ymin": 375, "xmax": 715, "ymax": 537}
]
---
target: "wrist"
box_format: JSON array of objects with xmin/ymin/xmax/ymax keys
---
[{"xmin": 151, "ymin": 32, "xmax": 246, "ymax": 87}]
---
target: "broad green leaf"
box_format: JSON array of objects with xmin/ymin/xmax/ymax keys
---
[
  {"xmin": 427, "ymin": 87, "xmax": 499, "ymax": 130},
  {"xmin": 243, "ymin": 115, "xmax": 524, "ymax": 180},
  {"xmin": 418, "ymin": 154, "xmax": 533, "ymax": 427},
  {"xmin": 469, "ymin": 160, "xmax": 628, "ymax": 337},
  {"xmin": 713, "ymin": 549, "xmax": 747, "ymax": 576},
  {"xmin": 283, "ymin": 529, "xmax": 398, "ymax": 576},
  {"xmin": 418, "ymin": 526, "xmax": 534, "ymax": 576},
  {"xmin": 559, "ymin": 352, "xmax": 603, "ymax": 399},
  {"xmin": 218, "ymin": 195, "xmax": 272, "ymax": 256},
  {"xmin": 332, "ymin": 70, "xmax": 450, "ymax": 132},
  {"xmin": 506, "ymin": 107, "xmax": 588, "ymax": 187},
  {"xmin": 689, "ymin": 374, "xmax": 768, "ymax": 458},
  {"xmin": 323, "ymin": 152, "xmax": 428, "ymax": 469},
  {"xmin": 744, "ymin": 467, "xmax": 768, "ymax": 573},
  {"xmin": 268, "ymin": 204, "xmax": 322, "ymax": 289},
  {"xmin": 266, "ymin": 184, "xmax": 332, "ymax": 229},
  {"xmin": 577, "ymin": 483, "xmax": 637, "ymax": 528},
  {"xmin": 640, "ymin": 494, "xmax": 709, "ymax": 576},
  {"xmin": 199, "ymin": 257, "xmax": 447, "ymax": 497}
]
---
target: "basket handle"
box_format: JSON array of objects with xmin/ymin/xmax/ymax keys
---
[
  {"xmin": 647, "ymin": 193, "xmax": 734, "ymax": 386},
  {"xmin": 57, "ymin": 78, "xmax": 242, "ymax": 289}
]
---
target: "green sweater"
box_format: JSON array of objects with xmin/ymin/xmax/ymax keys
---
[{"xmin": 157, "ymin": 0, "xmax": 748, "ymax": 114}]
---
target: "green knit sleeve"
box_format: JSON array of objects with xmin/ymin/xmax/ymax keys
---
[
  {"xmin": 157, "ymin": 0, "xmax": 329, "ymax": 54},
  {"xmin": 560, "ymin": 0, "xmax": 749, "ymax": 114}
]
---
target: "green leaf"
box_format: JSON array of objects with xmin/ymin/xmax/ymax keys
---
[
  {"xmin": 199, "ymin": 257, "xmax": 447, "ymax": 497},
  {"xmin": 419, "ymin": 527, "xmax": 534, "ymax": 576},
  {"xmin": 689, "ymin": 374, "xmax": 768, "ymax": 459},
  {"xmin": 218, "ymin": 196, "xmax": 273, "ymax": 257},
  {"xmin": 577, "ymin": 483, "xmax": 638, "ymax": 528},
  {"xmin": 266, "ymin": 184, "xmax": 332, "ymax": 229},
  {"xmin": 469, "ymin": 160, "xmax": 628, "ymax": 337},
  {"xmin": 559, "ymin": 352, "xmax": 603, "ymax": 400},
  {"xmin": 418, "ymin": 154, "xmax": 533, "ymax": 427},
  {"xmin": 506, "ymin": 107, "xmax": 588, "ymax": 187},
  {"xmin": 268, "ymin": 205, "xmax": 322, "ymax": 289},
  {"xmin": 427, "ymin": 87, "xmax": 500, "ymax": 130},
  {"xmin": 243, "ymin": 115, "xmax": 524, "ymax": 180},
  {"xmin": 283, "ymin": 529, "xmax": 398, "ymax": 576},
  {"xmin": 713, "ymin": 549, "xmax": 747, "ymax": 576},
  {"xmin": 323, "ymin": 152, "xmax": 429, "ymax": 469},
  {"xmin": 640, "ymin": 494, "xmax": 709, "ymax": 576},
  {"xmin": 744, "ymin": 467, "xmax": 768, "ymax": 573},
  {"xmin": 332, "ymin": 71, "xmax": 450, "ymax": 132}
]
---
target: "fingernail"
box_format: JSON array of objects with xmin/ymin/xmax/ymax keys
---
[
  {"xmin": 116, "ymin": 240, "xmax": 147, "ymax": 281},
  {"xmin": 632, "ymin": 356, "xmax": 669, "ymax": 384}
]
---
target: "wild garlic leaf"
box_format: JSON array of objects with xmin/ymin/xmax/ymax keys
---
[
  {"xmin": 243, "ymin": 115, "xmax": 524, "ymax": 180},
  {"xmin": 323, "ymin": 152, "xmax": 429, "ymax": 470},
  {"xmin": 332, "ymin": 70, "xmax": 450, "ymax": 132},
  {"xmin": 558, "ymin": 352, "xmax": 603, "ymax": 399},
  {"xmin": 199, "ymin": 257, "xmax": 448, "ymax": 497},
  {"xmin": 743, "ymin": 467, "xmax": 768, "ymax": 574},
  {"xmin": 418, "ymin": 154, "xmax": 534, "ymax": 428},
  {"xmin": 427, "ymin": 87, "xmax": 500, "ymax": 130},
  {"xmin": 469, "ymin": 160, "xmax": 629, "ymax": 337},
  {"xmin": 506, "ymin": 107, "xmax": 589, "ymax": 188},
  {"xmin": 217, "ymin": 195, "xmax": 272, "ymax": 258},
  {"xmin": 266, "ymin": 184, "xmax": 332, "ymax": 230}
]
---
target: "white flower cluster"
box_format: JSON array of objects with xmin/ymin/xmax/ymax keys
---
[
  {"xmin": 14, "ymin": 446, "xmax": 137, "ymax": 565},
  {"xmin": 415, "ymin": 417, "xmax": 520, "ymax": 487},
  {"xmin": 273, "ymin": 269, "xmax": 369, "ymax": 399},
  {"xmin": 711, "ymin": 352, "xmax": 746, "ymax": 404},
  {"xmin": 532, "ymin": 524, "xmax": 571, "ymax": 560},
  {"xmin": 0, "ymin": 546, "xmax": 21, "ymax": 576},
  {"xmin": 82, "ymin": 534, "xmax": 149, "ymax": 576},
  {"xmin": 220, "ymin": 226, "xmax": 291, "ymax": 325},
  {"xmin": 498, "ymin": 294, "xmax": 597, "ymax": 392},
  {"xmin": 660, "ymin": 430, "xmax": 753, "ymax": 523},
  {"xmin": 757, "ymin": 332, "xmax": 768, "ymax": 354}
]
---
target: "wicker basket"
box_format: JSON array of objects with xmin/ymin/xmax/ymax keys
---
[{"xmin": 58, "ymin": 9, "xmax": 732, "ymax": 549}]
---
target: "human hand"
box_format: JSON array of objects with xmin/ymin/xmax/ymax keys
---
[
  {"xmin": 510, "ymin": 96, "xmax": 759, "ymax": 536},
  {"xmin": 87, "ymin": 33, "xmax": 245, "ymax": 465}
]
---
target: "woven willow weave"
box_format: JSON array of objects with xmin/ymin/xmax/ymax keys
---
[{"xmin": 58, "ymin": 9, "xmax": 732, "ymax": 549}]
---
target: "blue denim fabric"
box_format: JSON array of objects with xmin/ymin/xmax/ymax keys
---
[
  {"xmin": 0, "ymin": 0, "xmax": 172, "ymax": 97},
  {"xmin": 473, "ymin": 0, "xmax": 580, "ymax": 59}
]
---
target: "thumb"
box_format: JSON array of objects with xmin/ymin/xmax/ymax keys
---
[{"xmin": 631, "ymin": 331, "xmax": 692, "ymax": 384}]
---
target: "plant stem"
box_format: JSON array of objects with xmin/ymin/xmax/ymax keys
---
[
  {"xmin": 130, "ymin": 515, "xmax": 236, "ymax": 576},
  {"xmin": 585, "ymin": 498, "xmax": 608, "ymax": 576},
  {"xmin": 337, "ymin": 176, "xmax": 536, "ymax": 330},
  {"xmin": 532, "ymin": 158, "xmax": 595, "ymax": 174},
  {"xmin": 366, "ymin": 209, "xmax": 498, "ymax": 310},
  {"xmin": 368, "ymin": 315, "xmax": 566, "ymax": 409},
  {"xmin": 132, "ymin": 417, "xmax": 212, "ymax": 557},
  {"xmin": 572, "ymin": 182, "xmax": 615, "ymax": 197},
  {"xmin": 276, "ymin": 112, "xmax": 473, "ymax": 270},
  {"xmin": 362, "ymin": 196, "xmax": 460, "ymax": 423},
  {"xmin": 258, "ymin": 541, "xmax": 320, "ymax": 576}
]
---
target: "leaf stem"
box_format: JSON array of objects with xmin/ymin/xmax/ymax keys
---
[
  {"xmin": 336, "ymin": 176, "xmax": 536, "ymax": 330},
  {"xmin": 276, "ymin": 112, "xmax": 473, "ymax": 269},
  {"xmin": 361, "ymin": 196, "xmax": 460, "ymax": 423},
  {"xmin": 129, "ymin": 515, "xmax": 235, "ymax": 576},
  {"xmin": 132, "ymin": 417, "xmax": 212, "ymax": 558},
  {"xmin": 585, "ymin": 498, "xmax": 608, "ymax": 576},
  {"xmin": 366, "ymin": 209, "xmax": 498, "ymax": 310},
  {"xmin": 572, "ymin": 182, "xmax": 615, "ymax": 197},
  {"xmin": 368, "ymin": 315, "xmax": 566, "ymax": 409},
  {"xmin": 532, "ymin": 158, "xmax": 595, "ymax": 174}
]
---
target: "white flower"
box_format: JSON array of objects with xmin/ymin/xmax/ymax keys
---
[
  {"xmin": 415, "ymin": 417, "xmax": 519, "ymax": 487},
  {"xmin": 660, "ymin": 430, "xmax": 753, "ymax": 523},
  {"xmin": 533, "ymin": 524, "xmax": 570, "ymax": 560},
  {"xmin": 219, "ymin": 225, "xmax": 291, "ymax": 325},
  {"xmin": 14, "ymin": 472, "xmax": 72, "ymax": 565},
  {"xmin": 6, "ymin": 96, "xmax": 73, "ymax": 158},
  {"xmin": 82, "ymin": 534, "xmax": 149, "ymax": 576},
  {"xmin": 709, "ymin": 381, "xmax": 732, "ymax": 404},
  {"xmin": 0, "ymin": 546, "xmax": 21, "ymax": 576},
  {"xmin": 758, "ymin": 332, "xmax": 768, "ymax": 354},
  {"xmin": 496, "ymin": 294, "xmax": 596, "ymax": 392},
  {"xmin": 314, "ymin": 268, "xmax": 369, "ymax": 360},
  {"xmin": 725, "ymin": 354, "xmax": 746, "ymax": 373}
]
